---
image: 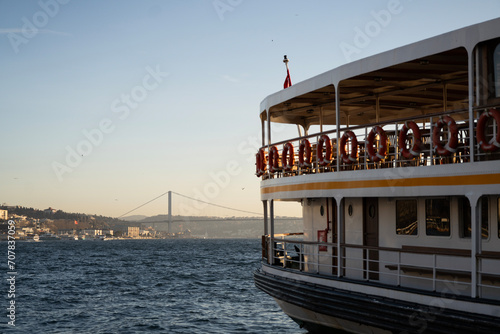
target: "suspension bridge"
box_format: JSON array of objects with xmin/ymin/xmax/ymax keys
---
[{"xmin": 116, "ymin": 191, "xmax": 270, "ymax": 234}]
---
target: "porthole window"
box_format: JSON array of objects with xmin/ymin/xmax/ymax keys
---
[
  {"xmin": 348, "ymin": 204, "xmax": 353, "ymax": 217},
  {"xmin": 368, "ymin": 205, "xmax": 376, "ymax": 219}
]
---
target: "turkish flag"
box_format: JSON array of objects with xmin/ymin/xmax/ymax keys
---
[{"xmin": 284, "ymin": 68, "xmax": 292, "ymax": 89}]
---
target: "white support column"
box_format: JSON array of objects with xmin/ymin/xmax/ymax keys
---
[
  {"xmin": 476, "ymin": 198, "xmax": 483, "ymax": 298},
  {"xmin": 468, "ymin": 49, "xmax": 476, "ymax": 162},
  {"xmin": 336, "ymin": 196, "xmax": 344, "ymax": 277},
  {"xmin": 263, "ymin": 200, "xmax": 268, "ymax": 236},
  {"xmin": 267, "ymin": 110, "xmax": 272, "ymax": 178},
  {"xmin": 297, "ymin": 124, "xmax": 303, "ymax": 137},
  {"xmin": 468, "ymin": 193, "xmax": 481, "ymax": 298},
  {"xmin": 335, "ymin": 85, "xmax": 341, "ymax": 172},
  {"xmin": 443, "ymin": 82, "xmax": 448, "ymax": 112},
  {"xmin": 261, "ymin": 112, "xmax": 266, "ymax": 147},
  {"xmin": 270, "ymin": 199, "xmax": 275, "ymax": 265},
  {"xmin": 263, "ymin": 200, "xmax": 270, "ymax": 264},
  {"xmin": 320, "ymin": 106, "xmax": 324, "ymax": 133}
]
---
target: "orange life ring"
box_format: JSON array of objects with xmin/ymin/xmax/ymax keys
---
[
  {"xmin": 432, "ymin": 116, "xmax": 458, "ymax": 156},
  {"xmin": 398, "ymin": 121, "xmax": 422, "ymax": 159},
  {"xmin": 268, "ymin": 145, "xmax": 280, "ymax": 173},
  {"xmin": 317, "ymin": 134, "xmax": 332, "ymax": 166},
  {"xmin": 255, "ymin": 148, "xmax": 266, "ymax": 176},
  {"xmin": 476, "ymin": 108, "xmax": 500, "ymax": 152},
  {"xmin": 298, "ymin": 139, "xmax": 312, "ymax": 168},
  {"xmin": 282, "ymin": 142, "xmax": 294, "ymax": 171},
  {"xmin": 366, "ymin": 126, "xmax": 388, "ymax": 162},
  {"xmin": 340, "ymin": 131, "xmax": 358, "ymax": 164}
]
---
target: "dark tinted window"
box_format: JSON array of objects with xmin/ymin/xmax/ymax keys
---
[
  {"xmin": 396, "ymin": 200, "xmax": 418, "ymax": 235},
  {"xmin": 425, "ymin": 198, "xmax": 450, "ymax": 236}
]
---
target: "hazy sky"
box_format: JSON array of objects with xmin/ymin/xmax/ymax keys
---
[{"xmin": 1, "ymin": 0, "xmax": 499, "ymax": 218}]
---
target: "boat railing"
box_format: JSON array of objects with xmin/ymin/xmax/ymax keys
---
[
  {"xmin": 257, "ymin": 106, "xmax": 500, "ymax": 179},
  {"xmin": 263, "ymin": 234, "xmax": 500, "ymax": 301}
]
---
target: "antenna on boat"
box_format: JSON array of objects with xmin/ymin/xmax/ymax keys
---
[{"xmin": 283, "ymin": 55, "xmax": 292, "ymax": 89}]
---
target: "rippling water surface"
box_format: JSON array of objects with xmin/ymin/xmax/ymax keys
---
[{"xmin": 3, "ymin": 239, "xmax": 306, "ymax": 333}]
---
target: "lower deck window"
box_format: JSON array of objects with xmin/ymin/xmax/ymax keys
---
[
  {"xmin": 426, "ymin": 198, "xmax": 450, "ymax": 236},
  {"xmin": 459, "ymin": 197, "xmax": 489, "ymax": 238},
  {"xmin": 396, "ymin": 199, "xmax": 417, "ymax": 235}
]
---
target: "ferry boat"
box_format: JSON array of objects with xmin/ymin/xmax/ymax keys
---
[{"xmin": 254, "ymin": 18, "xmax": 500, "ymax": 333}]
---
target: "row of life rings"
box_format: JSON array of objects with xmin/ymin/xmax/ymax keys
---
[{"xmin": 256, "ymin": 109, "xmax": 500, "ymax": 175}]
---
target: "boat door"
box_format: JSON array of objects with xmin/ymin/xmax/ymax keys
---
[{"xmin": 363, "ymin": 197, "xmax": 379, "ymax": 280}]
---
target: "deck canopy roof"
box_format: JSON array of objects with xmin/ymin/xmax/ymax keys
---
[{"xmin": 260, "ymin": 17, "xmax": 500, "ymax": 129}]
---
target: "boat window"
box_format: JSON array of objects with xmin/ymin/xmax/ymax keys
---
[
  {"xmin": 494, "ymin": 42, "xmax": 500, "ymax": 98},
  {"xmin": 396, "ymin": 199, "xmax": 418, "ymax": 235},
  {"xmin": 425, "ymin": 198, "xmax": 450, "ymax": 236},
  {"xmin": 459, "ymin": 197, "xmax": 489, "ymax": 238}
]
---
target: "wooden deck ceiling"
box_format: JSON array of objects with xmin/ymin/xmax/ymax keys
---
[{"xmin": 269, "ymin": 48, "xmax": 469, "ymax": 128}]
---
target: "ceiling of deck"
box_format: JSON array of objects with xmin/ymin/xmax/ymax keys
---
[{"xmin": 268, "ymin": 48, "xmax": 469, "ymax": 128}]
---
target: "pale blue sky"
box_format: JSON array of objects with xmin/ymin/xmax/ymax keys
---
[{"xmin": 1, "ymin": 0, "xmax": 499, "ymax": 218}]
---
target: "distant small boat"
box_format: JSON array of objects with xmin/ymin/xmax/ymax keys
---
[
  {"xmin": 26, "ymin": 234, "xmax": 40, "ymax": 242},
  {"xmin": 39, "ymin": 233, "xmax": 60, "ymax": 241}
]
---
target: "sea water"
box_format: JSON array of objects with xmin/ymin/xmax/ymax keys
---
[{"xmin": 1, "ymin": 239, "xmax": 306, "ymax": 333}]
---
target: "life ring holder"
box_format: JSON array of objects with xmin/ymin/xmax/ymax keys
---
[
  {"xmin": 398, "ymin": 121, "xmax": 422, "ymax": 159},
  {"xmin": 432, "ymin": 115, "xmax": 458, "ymax": 156},
  {"xmin": 317, "ymin": 134, "xmax": 332, "ymax": 166},
  {"xmin": 366, "ymin": 126, "xmax": 388, "ymax": 162},
  {"xmin": 476, "ymin": 108, "xmax": 500, "ymax": 152},
  {"xmin": 298, "ymin": 139, "xmax": 312, "ymax": 168},
  {"xmin": 282, "ymin": 142, "xmax": 294, "ymax": 171},
  {"xmin": 255, "ymin": 148, "xmax": 266, "ymax": 176},
  {"xmin": 340, "ymin": 131, "xmax": 358, "ymax": 164},
  {"xmin": 268, "ymin": 145, "xmax": 280, "ymax": 173}
]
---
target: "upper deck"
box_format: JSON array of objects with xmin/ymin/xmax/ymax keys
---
[{"xmin": 257, "ymin": 18, "xmax": 500, "ymax": 201}]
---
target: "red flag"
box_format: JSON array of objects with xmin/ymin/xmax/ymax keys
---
[
  {"xmin": 284, "ymin": 68, "xmax": 292, "ymax": 89},
  {"xmin": 283, "ymin": 55, "xmax": 292, "ymax": 89},
  {"xmin": 74, "ymin": 220, "xmax": 78, "ymax": 225}
]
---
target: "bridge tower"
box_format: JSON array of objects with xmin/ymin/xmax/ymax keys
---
[{"xmin": 168, "ymin": 190, "xmax": 172, "ymax": 234}]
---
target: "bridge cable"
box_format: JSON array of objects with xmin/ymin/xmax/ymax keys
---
[
  {"xmin": 117, "ymin": 191, "xmax": 169, "ymax": 218},
  {"xmin": 171, "ymin": 191, "xmax": 261, "ymax": 216},
  {"xmin": 117, "ymin": 191, "xmax": 261, "ymax": 218}
]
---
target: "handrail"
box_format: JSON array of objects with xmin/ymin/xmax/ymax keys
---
[
  {"xmin": 256, "ymin": 105, "xmax": 500, "ymax": 178},
  {"xmin": 262, "ymin": 234, "xmax": 500, "ymax": 299},
  {"xmin": 272, "ymin": 237, "xmax": 483, "ymax": 258}
]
